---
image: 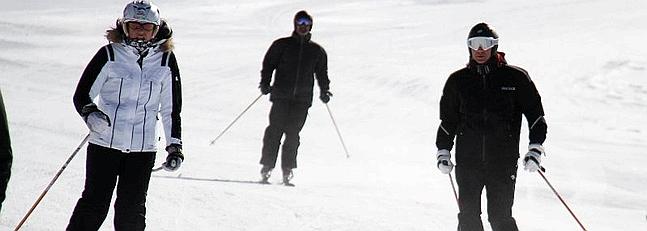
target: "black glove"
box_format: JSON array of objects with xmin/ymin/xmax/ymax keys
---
[
  {"xmin": 320, "ymin": 90, "xmax": 332, "ymax": 103},
  {"xmin": 163, "ymin": 144, "xmax": 184, "ymax": 172},
  {"xmin": 259, "ymin": 84, "xmax": 272, "ymax": 95}
]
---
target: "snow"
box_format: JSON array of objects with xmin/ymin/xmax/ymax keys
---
[{"xmin": 1, "ymin": 0, "xmax": 646, "ymax": 230}]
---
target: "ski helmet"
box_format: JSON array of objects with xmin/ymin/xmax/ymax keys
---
[
  {"xmin": 294, "ymin": 10, "xmax": 313, "ymax": 30},
  {"xmin": 467, "ymin": 22, "xmax": 498, "ymax": 55},
  {"xmin": 121, "ymin": 0, "xmax": 161, "ymax": 37}
]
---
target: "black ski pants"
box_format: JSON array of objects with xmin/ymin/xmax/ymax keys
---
[
  {"xmin": 456, "ymin": 164, "xmax": 519, "ymax": 231},
  {"xmin": 260, "ymin": 100, "xmax": 309, "ymax": 170},
  {"xmin": 67, "ymin": 143, "xmax": 155, "ymax": 231}
]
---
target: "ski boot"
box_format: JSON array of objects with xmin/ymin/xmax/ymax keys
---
[
  {"xmin": 282, "ymin": 168, "xmax": 294, "ymax": 187},
  {"xmin": 260, "ymin": 166, "xmax": 272, "ymax": 184}
]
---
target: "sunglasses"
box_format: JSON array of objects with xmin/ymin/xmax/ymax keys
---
[
  {"xmin": 127, "ymin": 22, "xmax": 156, "ymax": 32},
  {"xmin": 467, "ymin": 37, "xmax": 498, "ymax": 50},
  {"xmin": 295, "ymin": 18, "xmax": 312, "ymax": 26}
]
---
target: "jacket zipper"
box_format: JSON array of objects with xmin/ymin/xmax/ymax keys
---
[
  {"xmin": 109, "ymin": 79, "xmax": 124, "ymax": 148},
  {"xmin": 292, "ymin": 38, "xmax": 305, "ymax": 98},
  {"xmin": 481, "ymin": 74, "xmax": 487, "ymax": 162},
  {"xmin": 141, "ymin": 82, "xmax": 153, "ymax": 152}
]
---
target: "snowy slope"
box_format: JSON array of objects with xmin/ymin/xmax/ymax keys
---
[{"xmin": 1, "ymin": 0, "xmax": 646, "ymax": 230}]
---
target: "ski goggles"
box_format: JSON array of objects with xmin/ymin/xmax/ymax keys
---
[
  {"xmin": 295, "ymin": 17, "xmax": 312, "ymax": 26},
  {"xmin": 126, "ymin": 21, "xmax": 156, "ymax": 32},
  {"xmin": 467, "ymin": 37, "xmax": 498, "ymax": 50}
]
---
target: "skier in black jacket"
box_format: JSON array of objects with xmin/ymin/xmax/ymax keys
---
[
  {"xmin": 258, "ymin": 10, "xmax": 331, "ymax": 186},
  {"xmin": 435, "ymin": 23, "xmax": 548, "ymax": 231},
  {"xmin": 0, "ymin": 88, "xmax": 12, "ymax": 212}
]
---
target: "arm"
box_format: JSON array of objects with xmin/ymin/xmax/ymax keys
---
[
  {"xmin": 160, "ymin": 52, "xmax": 183, "ymax": 147},
  {"xmin": 517, "ymin": 71, "xmax": 548, "ymax": 172},
  {"xmin": 315, "ymin": 46, "xmax": 330, "ymax": 91},
  {"xmin": 259, "ymin": 40, "xmax": 283, "ymax": 86},
  {"xmin": 436, "ymin": 76, "xmax": 460, "ymax": 151},
  {"xmin": 518, "ymin": 75, "xmax": 547, "ymax": 145},
  {"xmin": 73, "ymin": 46, "xmax": 110, "ymax": 116},
  {"xmin": 0, "ymin": 89, "xmax": 12, "ymax": 209}
]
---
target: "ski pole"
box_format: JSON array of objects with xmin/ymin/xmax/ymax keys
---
[
  {"xmin": 209, "ymin": 93, "xmax": 263, "ymax": 145},
  {"xmin": 15, "ymin": 134, "xmax": 90, "ymax": 231},
  {"xmin": 537, "ymin": 168, "xmax": 587, "ymax": 231},
  {"xmin": 324, "ymin": 103, "xmax": 350, "ymax": 158},
  {"xmin": 448, "ymin": 173, "xmax": 460, "ymax": 210}
]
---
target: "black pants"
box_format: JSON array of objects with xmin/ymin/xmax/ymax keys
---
[
  {"xmin": 67, "ymin": 143, "xmax": 155, "ymax": 231},
  {"xmin": 455, "ymin": 164, "xmax": 519, "ymax": 231},
  {"xmin": 260, "ymin": 100, "xmax": 309, "ymax": 170}
]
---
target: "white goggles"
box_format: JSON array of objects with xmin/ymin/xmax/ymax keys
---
[{"xmin": 467, "ymin": 37, "xmax": 498, "ymax": 50}]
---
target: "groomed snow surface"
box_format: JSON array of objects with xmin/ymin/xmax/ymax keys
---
[{"xmin": 1, "ymin": 0, "xmax": 646, "ymax": 230}]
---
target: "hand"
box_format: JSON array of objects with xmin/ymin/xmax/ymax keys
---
[
  {"xmin": 320, "ymin": 90, "xmax": 332, "ymax": 103},
  {"xmin": 259, "ymin": 84, "xmax": 272, "ymax": 95},
  {"xmin": 436, "ymin": 149, "xmax": 454, "ymax": 174},
  {"xmin": 82, "ymin": 104, "xmax": 111, "ymax": 133},
  {"xmin": 163, "ymin": 144, "xmax": 184, "ymax": 172},
  {"xmin": 523, "ymin": 144, "xmax": 544, "ymax": 172}
]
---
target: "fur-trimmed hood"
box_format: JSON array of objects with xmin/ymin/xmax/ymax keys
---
[{"xmin": 105, "ymin": 19, "xmax": 174, "ymax": 52}]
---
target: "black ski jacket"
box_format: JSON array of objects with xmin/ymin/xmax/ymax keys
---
[
  {"xmin": 436, "ymin": 53, "xmax": 547, "ymax": 167},
  {"xmin": 0, "ymin": 89, "xmax": 12, "ymax": 210},
  {"xmin": 260, "ymin": 32, "xmax": 330, "ymax": 106}
]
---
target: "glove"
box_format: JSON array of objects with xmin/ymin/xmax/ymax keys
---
[
  {"xmin": 320, "ymin": 90, "xmax": 332, "ymax": 103},
  {"xmin": 523, "ymin": 144, "xmax": 544, "ymax": 172},
  {"xmin": 163, "ymin": 144, "xmax": 184, "ymax": 172},
  {"xmin": 259, "ymin": 84, "xmax": 272, "ymax": 95},
  {"xmin": 81, "ymin": 104, "xmax": 111, "ymax": 133},
  {"xmin": 436, "ymin": 149, "xmax": 454, "ymax": 174}
]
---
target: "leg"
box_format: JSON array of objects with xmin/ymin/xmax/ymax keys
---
[
  {"xmin": 260, "ymin": 101, "xmax": 288, "ymax": 168},
  {"xmin": 456, "ymin": 165, "xmax": 486, "ymax": 231},
  {"xmin": 67, "ymin": 144, "xmax": 120, "ymax": 231},
  {"xmin": 486, "ymin": 165, "xmax": 519, "ymax": 231},
  {"xmin": 281, "ymin": 102, "xmax": 309, "ymax": 170},
  {"xmin": 114, "ymin": 152, "xmax": 155, "ymax": 231}
]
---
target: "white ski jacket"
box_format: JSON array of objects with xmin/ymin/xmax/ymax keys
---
[{"xmin": 73, "ymin": 42, "xmax": 182, "ymax": 153}]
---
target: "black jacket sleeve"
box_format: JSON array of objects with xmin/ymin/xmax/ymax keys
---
[
  {"xmin": 167, "ymin": 52, "xmax": 182, "ymax": 142},
  {"xmin": 315, "ymin": 46, "xmax": 330, "ymax": 91},
  {"xmin": 73, "ymin": 46, "xmax": 109, "ymax": 116},
  {"xmin": 260, "ymin": 40, "xmax": 283, "ymax": 86},
  {"xmin": 436, "ymin": 75, "xmax": 460, "ymax": 151},
  {"xmin": 517, "ymin": 72, "xmax": 547, "ymax": 145},
  {"xmin": 0, "ymin": 89, "xmax": 12, "ymax": 209}
]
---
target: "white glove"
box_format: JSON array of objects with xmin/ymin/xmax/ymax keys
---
[
  {"xmin": 436, "ymin": 149, "xmax": 454, "ymax": 174},
  {"xmin": 523, "ymin": 144, "xmax": 544, "ymax": 172},
  {"xmin": 85, "ymin": 111, "xmax": 111, "ymax": 133}
]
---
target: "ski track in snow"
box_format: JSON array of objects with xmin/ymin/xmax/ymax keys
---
[{"xmin": 1, "ymin": 0, "xmax": 647, "ymax": 230}]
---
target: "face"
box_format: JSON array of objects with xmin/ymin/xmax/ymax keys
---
[
  {"xmin": 295, "ymin": 24, "xmax": 311, "ymax": 36},
  {"xmin": 294, "ymin": 17, "xmax": 312, "ymax": 36},
  {"xmin": 127, "ymin": 22, "xmax": 156, "ymax": 41},
  {"xmin": 470, "ymin": 48, "xmax": 492, "ymax": 64}
]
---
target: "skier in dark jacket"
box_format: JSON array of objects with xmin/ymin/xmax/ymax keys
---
[
  {"xmin": 68, "ymin": 1, "xmax": 183, "ymax": 230},
  {"xmin": 435, "ymin": 23, "xmax": 548, "ymax": 231},
  {"xmin": 0, "ymin": 88, "xmax": 12, "ymax": 212},
  {"xmin": 258, "ymin": 10, "xmax": 331, "ymax": 186}
]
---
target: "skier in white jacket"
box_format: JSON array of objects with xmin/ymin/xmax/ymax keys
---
[{"xmin": 68, "ymin": 1, "xmax": 182, "ymax": 230}]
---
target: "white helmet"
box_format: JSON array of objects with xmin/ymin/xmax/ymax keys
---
[{"xmin": 121, "ymin": 0, "xmax": 161, "ymax": 37}]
